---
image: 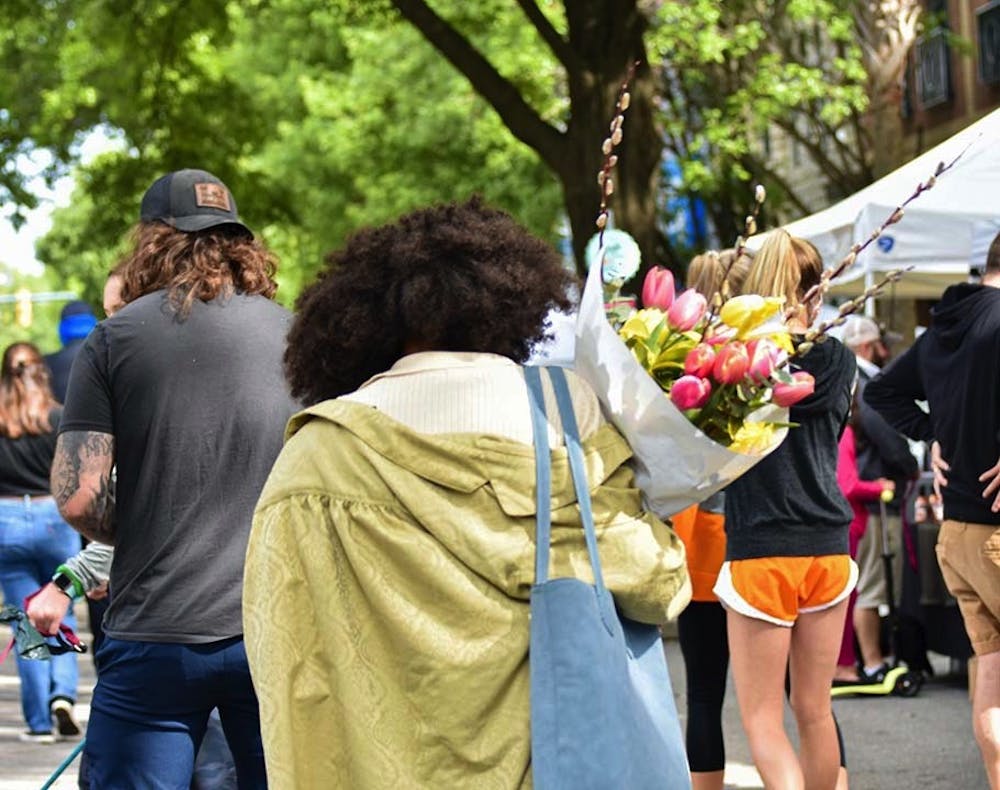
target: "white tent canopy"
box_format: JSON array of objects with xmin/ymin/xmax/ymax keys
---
[{"xmin": 751, "ymin": 109, "xmax": 1000, "ymax": 301}]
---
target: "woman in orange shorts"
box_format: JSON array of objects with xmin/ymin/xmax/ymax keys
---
[
  {"xmin": 671, "ymin": 250, "xmax": 749, "ymax": 790},
  {"xmin": 715, "ymin": 230, "xmax": 857, "ymax": 789}
]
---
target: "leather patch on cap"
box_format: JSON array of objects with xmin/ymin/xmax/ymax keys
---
[{"xmin": 194, "ymin": 182, "xmax": 232, "ymax": 211}]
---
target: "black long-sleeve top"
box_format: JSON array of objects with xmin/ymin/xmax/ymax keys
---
[
  {"xmin": 865, "ymin": 283, "xmax": 1000, "ymax": 525},
  {"xmin": 854, "ymin": 368, "xmax": 919, "ymax": 513},
  {"xmin": 725, "ymin": 337, "xmax": 856, "ymax": 560}
]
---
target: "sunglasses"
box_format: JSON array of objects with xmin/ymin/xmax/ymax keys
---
[{"xmin": 0, "ymin": 599, "xmax": 88, "ymax": 665}]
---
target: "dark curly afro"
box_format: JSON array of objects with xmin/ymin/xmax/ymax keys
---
[{"xmin": 285, "ymin": 196, "xmax": 575, "ymax": 405}]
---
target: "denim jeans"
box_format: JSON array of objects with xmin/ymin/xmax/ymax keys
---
[
  {"xmin": 0, "ymin": 496, "xmax": 81, "ymax": 733},
  {"xmin": 85, "ymin": 635, "xmax": 266, "ymax": 789}
]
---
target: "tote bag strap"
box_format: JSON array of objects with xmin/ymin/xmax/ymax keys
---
[
  {"xmin": 548, "ymin": 366, "xmax": 607, "ymax": 595},
  {"xmin": 524, "ymin": 366, "xmax": 607, "ymax": 594},
  {"xmin": 525, "ymin": 366, "xmax": 554, "ymax": 585}
]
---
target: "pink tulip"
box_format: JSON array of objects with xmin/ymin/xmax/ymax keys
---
[
  {"xmin": 670, "ymin": 375, "xmax": 712, "ymax": 410},
  {"xmin": 712, "ymin": 341, "xmax": 750, "ymax": 385},
  {"xmin": 772, "ymin": 371, "xmax": 816, "ymax": 407},
  {"xmin": 704, "ymin": 326, "xmax": 736, "ymax": 346},
  {"xmin": 746, "ymin": 338, "xmax": 782, "ymax": 383},
  {"xmin": 642, "ymin": 266, "xmax": 675, "ymax": 310},
  {"xmin": 684, "ymin": 344, "xmax": 716, "ymax": 378},
  {"xmin": 666, "ymin": 289, "xmax": 707, "ymax": 331}
]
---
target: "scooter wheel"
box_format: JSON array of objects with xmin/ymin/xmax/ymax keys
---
[{"xmin": 892, "ymin": 672, "xmax": 923, "ymax": 697}]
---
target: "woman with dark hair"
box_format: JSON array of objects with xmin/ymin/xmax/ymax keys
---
[
  {"xmin": 244, "ymin": 197, "xmax": 691, "ymax": 789},
  {"xmin": 0, "ymin": 341, "xmax": 81, "ymax": 743},
  {"xmin": 716, "ymin": 229, "xmax": 857, "ymax": 789}
]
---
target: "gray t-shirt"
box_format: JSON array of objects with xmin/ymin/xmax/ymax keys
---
[{"xmin": 60, "ymin": 289, "xmax": 298, "ymax": 643}]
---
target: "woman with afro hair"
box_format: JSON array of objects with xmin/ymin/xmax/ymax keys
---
[{"xmin": 243, "ymin": 197, "xmax": 691, "ymax": 789}]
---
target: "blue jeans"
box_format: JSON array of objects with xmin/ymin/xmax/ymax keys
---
[
  {"xmin": 0, "ymin": 496, "xmax": 81, "ymax": 733},
  {"xmin": 85, "ymin": 635, "xmax": 266, "ymax": 789}
]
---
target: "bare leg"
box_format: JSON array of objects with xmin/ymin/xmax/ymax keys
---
[
  {"xmin": 852, "ymin": 606, "xmax": 884, "ymax": 670},
  {"xmin": 727, "ymin": 610, "xmax": 801, "ymax": 789},
  {"xmin": 789, "ymin": 599, "xmax": 849, "ymax": 790},
  {"xmin": 972, "ymin": 650, "xmax": 1000, "ymax": 789},
  {"xmin": 690, "ymin": 770, "xmax": 725, "ymax": 790}
]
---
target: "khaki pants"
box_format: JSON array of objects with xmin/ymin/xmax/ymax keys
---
[
  {"xmin": 854, "ymin": 512, "xmax": 903, "ymax": 609},
  {"xmin": 936, "ymin": 520, "xmax": 1000, "ymax": 656}
]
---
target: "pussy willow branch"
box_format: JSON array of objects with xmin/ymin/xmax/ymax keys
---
[
  {"xmin": 766, "ymin": 267, "xmax": 915, "ymax": 373},
  {"xmin": 707, "ymin": 184, "xmax": 766, "ymax": 319},
  {"xmin": 794, "ymin": 136, "xmax": 976, "ymax": 315},
  {"xmin": 596, "ymin": 62, "xmax": 638, "ymax": 248},
  {"xmin": 792, "ymin": 266, "xmax": 914, "ymax": 357}
]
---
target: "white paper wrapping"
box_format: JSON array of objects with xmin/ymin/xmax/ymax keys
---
[{"xmin": 573, "ymin": 258, "xmax": 788, "ymax": 517}]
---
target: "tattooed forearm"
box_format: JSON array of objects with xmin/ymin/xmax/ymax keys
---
[{"xmin": 52, "ymin": 431, "xmax": 116, "ymax": 544}]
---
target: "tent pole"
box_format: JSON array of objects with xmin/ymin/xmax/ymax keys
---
[{"xmin": 864, "ymin": 268, "xmax": 876, "ymax": 318}]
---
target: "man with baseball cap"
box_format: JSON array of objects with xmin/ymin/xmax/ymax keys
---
[
  {"xmin": 51, "ymin": 168, "xmax": 296, "ymax": 787},
  {"xmin": 840, "ymin": 315, "xmax": 919, "ymax": 687},
  {"xmin": 139, "ymin": 168, "xmax": 253, "ymax": 236}
]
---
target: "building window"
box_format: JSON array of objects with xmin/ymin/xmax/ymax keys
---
[
  {"xmin": 915, "ymin": 27, "xmax": 951, "ymax": 109},
  {"xmin": 979, "ymin": 1, "xmax": 1000, "ymax": 85}
]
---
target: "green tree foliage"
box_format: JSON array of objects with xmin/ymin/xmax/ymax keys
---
[
  {"xmin": 652, "ymin": 0, "xmax": 873, "ymax": 242},
  {"xmin": 2, "ymin": 1, "xmax": 902, "ymax": 294},
  {"xmin": 0, "ymin": 266, "xmax": 79, "ymax": 355},
  {"xmin": 3, "ymin": 0, "xmax": 563, "ymax": 304}
]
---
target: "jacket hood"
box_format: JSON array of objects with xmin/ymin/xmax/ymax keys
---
[
  {"xmin": 284, "ymin": 399, "xmax": 632, "ymax": 518},
  {"xmin": 930, "ymin": 283, "xmax": 1000, "ymax": 350}
]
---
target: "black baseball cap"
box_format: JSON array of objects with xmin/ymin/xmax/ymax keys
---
[{"xmin": 139, "ymin": 169, "xmax": 252, "ymax": 237}]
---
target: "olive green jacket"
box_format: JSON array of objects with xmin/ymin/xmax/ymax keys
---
[{"xmin": 244, "ymin": 399, "xmax": 690, "ymax": 789}]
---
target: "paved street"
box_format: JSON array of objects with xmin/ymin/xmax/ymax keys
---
[
  {"xmin": 1, "ymin": 600, "xmax": 93, "ymax": 789},
  {"xmin": 663, "ymin": 638, "xmax": 989, "ymax": 789},
  {"xmin": 0, "ymin": 604, "xmax": 989, "ymax": 789}
]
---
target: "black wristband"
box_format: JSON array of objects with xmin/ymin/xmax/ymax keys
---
[{"xmin": 52, "ymin": 572, "xmax": 76, "ymax": 598}]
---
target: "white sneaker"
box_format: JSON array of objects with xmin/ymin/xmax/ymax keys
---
[
  {"xmin": 19, "ymin": 731, "xmax": 57, "ymax": 744},
  {"xmin": 51, "ymin": 698, "xmax": 81, "ymax": 737}
]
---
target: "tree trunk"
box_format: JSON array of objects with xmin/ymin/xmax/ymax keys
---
[
  {"xmin": 854, "ymin": 0, "xmax": 922, "ymax": 176},
  {"xmin": 390, "ymin": 0, "xmax": 668, "ymax": 279},
  {"xmin": 556, "ymin": 2, "xmax": 669, "ymax": 279},
  {"xmin": 556, "ymin": 58, "xmax": 668, "ymax": 280}
]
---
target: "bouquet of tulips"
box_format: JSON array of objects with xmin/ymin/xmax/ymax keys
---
[
  {"xmin": 574, "ymin": 257, "xmax": 792, "ymax": 516},
  {"xmin": 622, "ymin": 266, "xmax": 816, "ymax": 453},
  {"xmin": 571, "ymin": 65, "xmax": 953, "ymax": 515}
]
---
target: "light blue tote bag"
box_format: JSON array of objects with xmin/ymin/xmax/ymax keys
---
[{"xmin": 525, "ymin": 366, "xmax": 690, "ymax": 790}]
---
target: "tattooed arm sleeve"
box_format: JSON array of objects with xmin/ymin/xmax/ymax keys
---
[{"xmin": 52, "ymin": 431, "xmax": 116, "ymax": 545}]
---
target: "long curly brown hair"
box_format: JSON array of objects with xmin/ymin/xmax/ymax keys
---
[
  {"xmin": 285, "ymin": 197, "xmax": 574, "ymax": 404},
  {"xmin": 116, "ymin": 222, "xmax": 278, "ymax": 316},
  {"xmin": 0, "ymin": 343, "xmax": 58, "ymax": 438}
]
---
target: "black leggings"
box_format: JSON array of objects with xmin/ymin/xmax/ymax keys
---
[
  {"xmin": 677, "ymin": 601, "xmax": 729, "ymax": 772},
  {"xmin": 677, "ymin": 600, "xmax": 848, "ymax": 772}
]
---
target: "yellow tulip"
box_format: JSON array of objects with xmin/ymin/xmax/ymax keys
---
[
  {"xmin": 729, "ymin": 421, "xmax": 779, "ymax": 455},
  {"xmin": 718, "ymin": 295, "xmax": 785, "ymax": 337},
  {"xmin": 741, "ymin": 325, "xmax": 795, "ymax": 354},
  {"xmin": 619, "ymin": 309, "xmax": 665, "ymax": 342}
]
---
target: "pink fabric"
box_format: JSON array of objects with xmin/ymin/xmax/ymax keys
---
[
  {"xmin": 837, "ymin": 425, "xmax": 885, "ymax": 542},
  {"xmin": 836, "ymin": 425, "xmax": 885, "ymax": 667}
]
